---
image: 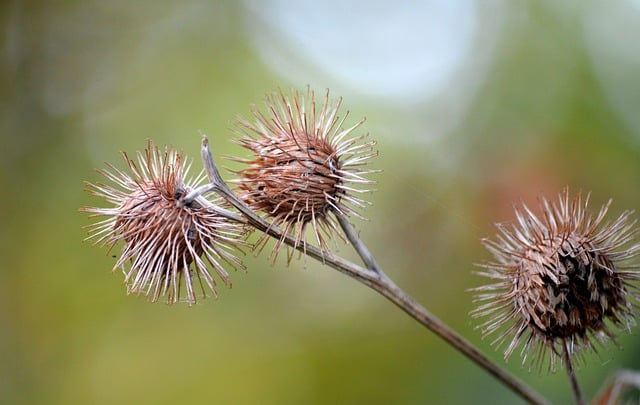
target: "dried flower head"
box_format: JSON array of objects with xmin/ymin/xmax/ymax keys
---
[
  {"xmin": 232, "ymin": 87, "xmax": 377, "ymax": 256},
  {"xmin": 472, "ymin": 188, "xmax": 640, "ymax": 371},
  {"xmin": 80, "ymin": 141, "xmax": 246, "ymax": 305}
]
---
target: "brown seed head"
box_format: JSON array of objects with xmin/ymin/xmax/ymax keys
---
[
  {"xmin": 472, "ymin": 188, "xmax": 640, "ymax": 371},
  {"xmin": 232, "ymin": 87, "xmax": 378, "ymax": 256},
  {"xmin": 80, "ymin": 141, "xmax": 246, "ymax": 305}
]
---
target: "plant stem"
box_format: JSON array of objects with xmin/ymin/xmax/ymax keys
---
[
  {"xmin": 198, "ymin": 135, "xmax": 550, "ymax": 405},
  {"xmin": 334, "ymin": 211, "xmax": 381, "ymax": 273},
  {"xmin": 335, "ymin": 209, "xmax": 549, "ymax": 404},
  {"xmin": 564, "ymin": 341, "xmax": 586, "ymax": 405}
]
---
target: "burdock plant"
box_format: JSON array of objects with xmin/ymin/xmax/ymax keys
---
[
  {"xmin": 80, "ymin": 87, "xmax": 640, "ymax": 404},
  {"xmin": 232, "ymin": 88, "xmax": 377, "ymax": 258},
  {"xmin": 80, "ymin": 141, "xmax": 247, "ymax": 305},
  {"xmin": 472, "ymin": 189, "xmax": 640, "ymax": 404}
]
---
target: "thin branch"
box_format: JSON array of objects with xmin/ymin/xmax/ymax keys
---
[
  {"xmin": 335, "ymin": 211, "xmax": 381, "ymax": 273},
  {"xmin": 199, "ymin": 135, "xmax": 550, "ymax": 405},
  {"xmin": 564, "ymin": 341, "xmax": 586, "ymax": 405}
]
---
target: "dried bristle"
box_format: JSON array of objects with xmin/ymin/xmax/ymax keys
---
[{"xmin": 471, "ymin": 188, "xmax": 640, "ymax": 372}]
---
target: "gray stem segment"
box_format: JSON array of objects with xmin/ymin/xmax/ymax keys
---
[
  {"xmin": 335, "ymin": 212, "xmax": 381, "ymax": 273},
  {"xmin": 564, "ymin": 341, "xmax": 586, "ymax": 405}
]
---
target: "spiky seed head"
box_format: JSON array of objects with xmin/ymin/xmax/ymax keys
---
[
  {"xmin": 232, "ymin": 87, "xmax": 378, "ymax": 257},
  {"xmin": 80, "ymin": 141, "xmax": 246, "ymax": 305},
  {"xmin": 471, "ymin": 188, "xmax": 640, "ymax": 371}
]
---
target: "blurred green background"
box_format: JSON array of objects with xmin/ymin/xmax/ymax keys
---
[{"xmin": 3, "ymin": 1, "xmax": 640, "ymax": 404}]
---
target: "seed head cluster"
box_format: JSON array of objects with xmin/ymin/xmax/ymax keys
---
[
  {"xmin": 472, "ymin": 189, "xmax": 640, "ymax": 371},
  {"xmin": 81, "ymin": 141, "xmax": 246, "ymax": 305},
  {"xmin": 233, "ymin": 88, "xmax": 377, "ymax": 256}
]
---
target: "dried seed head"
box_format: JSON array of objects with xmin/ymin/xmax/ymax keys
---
[
  {"xmin": 80, "ymin": 141, "xmax": 246, "ymax": 305},
  {"xmin": 472, "ymin": 188, "xmax": 640, "ymax": 371},
  {"xmin": 232, "ymin": 87, "xmax": 377, "ymax": 257}
]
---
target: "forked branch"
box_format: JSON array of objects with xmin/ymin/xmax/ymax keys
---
[{"xmin": 195, "ymin": 135, "xmax": 550, "ymax": 405}]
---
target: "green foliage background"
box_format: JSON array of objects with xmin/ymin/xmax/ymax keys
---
[{"xmin": 2, "ymin": 1, "xmax": 640, "ymax": 404}]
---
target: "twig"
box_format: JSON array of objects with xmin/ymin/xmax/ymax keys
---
[
  {"xmin": 196, "ymin": 135, "xmax": 550, "ymax": 405},
  {"xmin": 335, "ymin": 211, "xmax": 381, "ymax": 273},
  {"xmin": 563, "ymin": 341, "xmax": 586, "ymax": 405}
]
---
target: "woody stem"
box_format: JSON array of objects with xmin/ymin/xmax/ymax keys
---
[
  {"xmin": 198, "ymin": 135, "xmax": 550, "ymax": 405},
  {"xmin": 564, "ymin": 340, "xmax": 586, "ymax": 405},
  {"xmin": 334, "ymin": 211, "xmax": 381, "ymax": 273}
]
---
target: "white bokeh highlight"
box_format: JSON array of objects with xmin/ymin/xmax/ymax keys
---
[{"xmin": 242, "ymin": 0, "xmax": 504, "ymax": 142}]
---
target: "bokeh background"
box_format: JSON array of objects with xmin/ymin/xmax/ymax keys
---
[{"xmin": 3, "ymin": 0, "xmax": 640, "ymax": 403}]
